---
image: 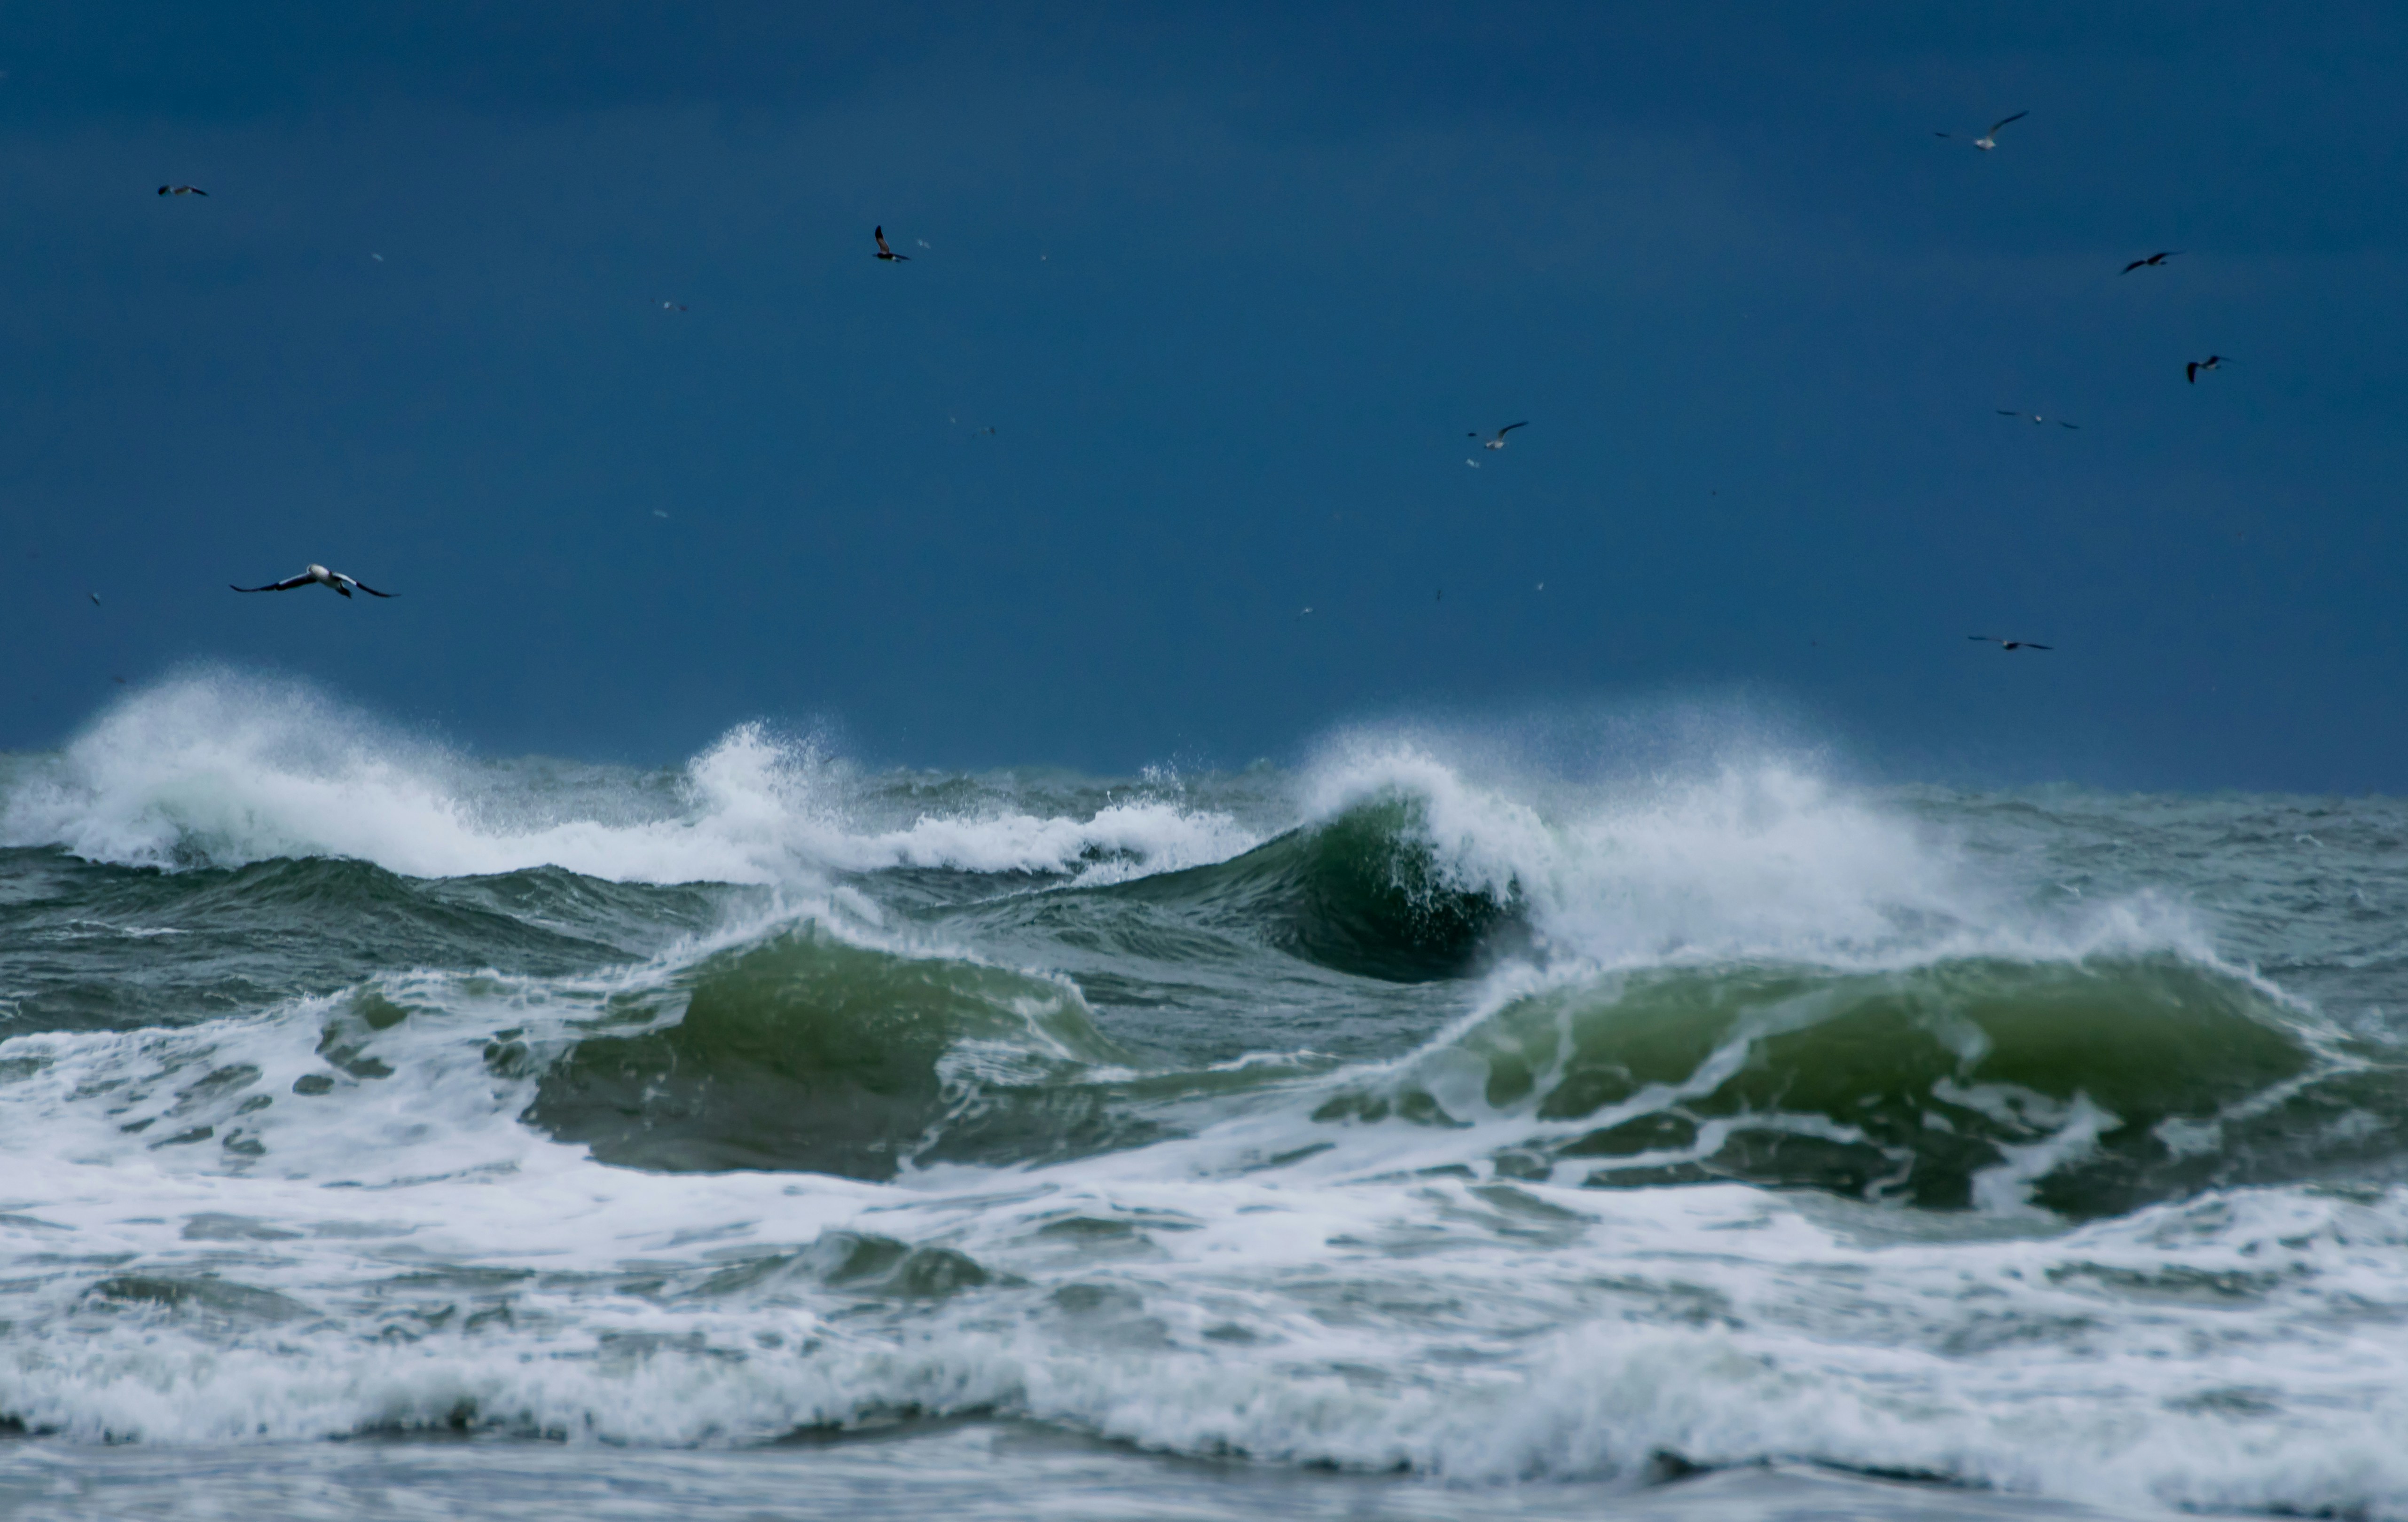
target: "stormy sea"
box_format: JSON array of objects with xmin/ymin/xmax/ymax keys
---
[{"xmin": 1, "ymin": 672, "xmax": 2402, "ymax": 1521}]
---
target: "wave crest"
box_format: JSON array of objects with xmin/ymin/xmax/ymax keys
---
[
  {"xmin": 1306, "ymin": 952, "xmax": 2359, "ymax": 1217},
  {"xmin": 1, "ymin": 673, "xmax": 1254, "ymax": 885}
]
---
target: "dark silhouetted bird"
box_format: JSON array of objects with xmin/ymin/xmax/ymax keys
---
[{"xmin": 1969, "ymin": 635, "xmax": 2053, "ymax": 652}]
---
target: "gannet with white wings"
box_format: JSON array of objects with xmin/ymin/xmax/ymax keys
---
[{"xmin": 231, "ymin": 564, "xmax": 395, "ymax": 599}]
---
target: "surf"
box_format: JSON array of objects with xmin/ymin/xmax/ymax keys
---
[{"xmin": 7, "ymin": 674, "xmax": 2408, "ymax": 1519}]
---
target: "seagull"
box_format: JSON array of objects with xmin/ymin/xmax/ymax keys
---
[
  {"xmin": 1997, "ymin": 410, "xmax": 2080, "ymax": 428},
  {"xmin": 1298, "ymin": 606, "xmax": 1314, "ymax": 617},
  {"xmin": 652, "ymin": 510, "xmax": 670, "ymax": 519},
  {"xmin": 1465, "ymin": 458, "xmax": 1480, "ymax": 468},
  {"xmin": 157, "ymin": 184, "xmax": 208, "ymax": 196},
  {"xmin": 2186, "ymin": 355, "xmax": 2228, "ymax": 384},
  {"xmin": 370, "ymin": 253, "xmax": 384, "ymax": 262},
  {"xmin": 1470, "ymin": 423, "xmax": 1528, "ymax": 450},
  {"xmin": 874, "ymin": 227, "xmax": 910, "ymax": 262},
  {"xmin": 1969, "ymin": 635, "xmax": 2053, "ymax": 651},
  {"xmin": 88, "ymin": 592, "xmax": 100, "ymax": 606},
  {"xmin": 230, "ymin": 564, "xmax": 395, "ymax": 599},
  {"xmin": 916, "ymin": 238, "xmax": 930, "ymax": 249},
  {"xmin": 656, "ymin": 300, "xmax": 688, "ymax": 312},
  {"xmin": 1935, "ymin": 110, "xmax": 2026, "ymax": 150},
  {"xmin": 2120, "ymin": 251, "xmax": 2181, "ymax": 275}
]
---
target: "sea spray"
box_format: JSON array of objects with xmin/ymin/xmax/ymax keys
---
[{"xmin": 5, "ymin": 678, "xmax": 2408, "ymax": 1518}]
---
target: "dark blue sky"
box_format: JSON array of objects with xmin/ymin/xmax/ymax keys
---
[{"xmin": 6, "ymin": 3, "xmax": 2404, "ymax": 789}]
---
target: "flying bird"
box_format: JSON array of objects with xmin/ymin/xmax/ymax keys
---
[
  {"xmin": 1997, "ymin": 410, "xmax": 2079, "ymax": 428},
  {"xmin": 1936, "ymin": 111, "xmax": 2027, "ymax": 150},
  {"xmin": 656, "ymin": 300, "xmax": 687, "ymax": 312},
  {"xmin": 1470, "ymin": 423, "xmax": 1528, "ymax": 450},
  {"xmin": 2120, "ymin": 251, "xmax": 2181, "ymax": 275},
  {"xmin": 873, "ymin": 227, "xmax": 910, "ymax": 261},
  {"xmin": 370, "ymin": 253, "xmax": 384, "ymax": 262},
  {"xmin": 916, "ymin": 239, "xmax": 930, "ymax": 249},
  {"xmin": 2186, "ymin": 355, "xmax": 2228, "ymax": 384},
  {"xmin": 157, "ymin": 184, "xmax": 208, "ymax": 196},
  {"xmin": 88, "ymin": 592, "xmax": 100, "ymax": 606},
  {"xmin": 1969, "ymin": 635, "xmax": 2053, "ymax": 652},
  {"xmin": 231, "ymin": 564, "xmax": 395, "ymax": 599}
]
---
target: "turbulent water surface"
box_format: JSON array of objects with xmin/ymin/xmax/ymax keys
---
[{"xmin": 2, "ymin": 676, "xmax": 2405, "ymax": 1521}]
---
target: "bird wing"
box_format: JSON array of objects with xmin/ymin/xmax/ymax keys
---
[
  {"xmin": 874, "ymin": 227, "xmax": 893, "ymax": 254},
  {"xmin": 1968, "ymin": 635, "xmax": 2000, "ymax": 642},
  {"xmin": 2059, "ymin": 421, "xmax": 2079, "ymax": 429},
  {"xmin": 231, "ymin": 574, "xmax": 314, "ymax": 592},
  {"xmin": 1988, "ymin": 110, "xmax": 2028, "ymax": 133},
  {"xmin": 157, "ymin": 185, "xmax": 169, "ymax": 195},
  {"xmin": 1498, "ymin": 422, "xmax": 1529, "ymax": 436},
  {"xmin": 191, "ymin": 187, "xmax": 207, "ymax": 195},
  {"xmin": 1996, "ymin": 410, "xmax": 2026, "ymax": 418},
  {"xmin": 2187, "ymin": 363, "xmax": 2199, "ymax": 383},
  {"xmin": 2024, "ymin": 643, "xmax": 2054, "ymax": 650},
  {"xmin": 350, "ymin": 580, "xmax": 396, "ymax": 598},
  {"xmin": 2120, "ymin": 259, "xmax": 2146, "ymax": 274}
]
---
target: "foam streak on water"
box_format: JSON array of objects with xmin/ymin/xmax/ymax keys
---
[{"xmin": 3, "ymin": 674, "xmax": 2407, "ymax": 1521}]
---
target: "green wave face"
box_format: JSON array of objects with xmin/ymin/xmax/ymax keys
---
[
  {"xmin": 0, "ymin": 847, "xmax": 740, "ymax": 1033},
  {"xmin": 1114, "ymin": 793, "xmax": 1525, "ymax": 982},
  {"xmin": 525, "ymin": 925, "xmax": 1146, "ymax": 1179},
  {"xmin": 1332, "ymin": 956, "xmax": 2366, "ymax": 1217}
]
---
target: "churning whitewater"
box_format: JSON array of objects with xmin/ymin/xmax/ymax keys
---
[{"xmin": 3, "ymin": 673, "xmax": 2406, "ymax": 1520}]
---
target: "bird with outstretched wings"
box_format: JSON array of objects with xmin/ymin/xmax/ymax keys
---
[{"xmin": 231, "ymin": 564, "xmax": 395, "ymax": 599}]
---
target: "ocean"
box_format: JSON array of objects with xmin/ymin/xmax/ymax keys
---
[{"xmin": 1, "ymin": 671, "xmax": 2402, "ymax": 1521}]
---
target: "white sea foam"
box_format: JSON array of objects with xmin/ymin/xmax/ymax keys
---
[
  {"xmin": 3, "ymin": 681, "xmax": 2379, "ymax": 1517},
  {"xmin": 0, "ymin": 954, "xmax": 2390, "ymax": 1515},
  {"xmin": 0, "ymin": 672, "xmax": 1255, "ymax": 886},
  {"xmin": 1294, "ymin": 733, "xmax": 2214, "ymax": 973},
  {"xmin": 4, "ymin": 967, "xmax": 2404, "ymax": 1519},
  {"xmin": 3, "ymin": 673, "xmax": 2216, "ymax": 979}
]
